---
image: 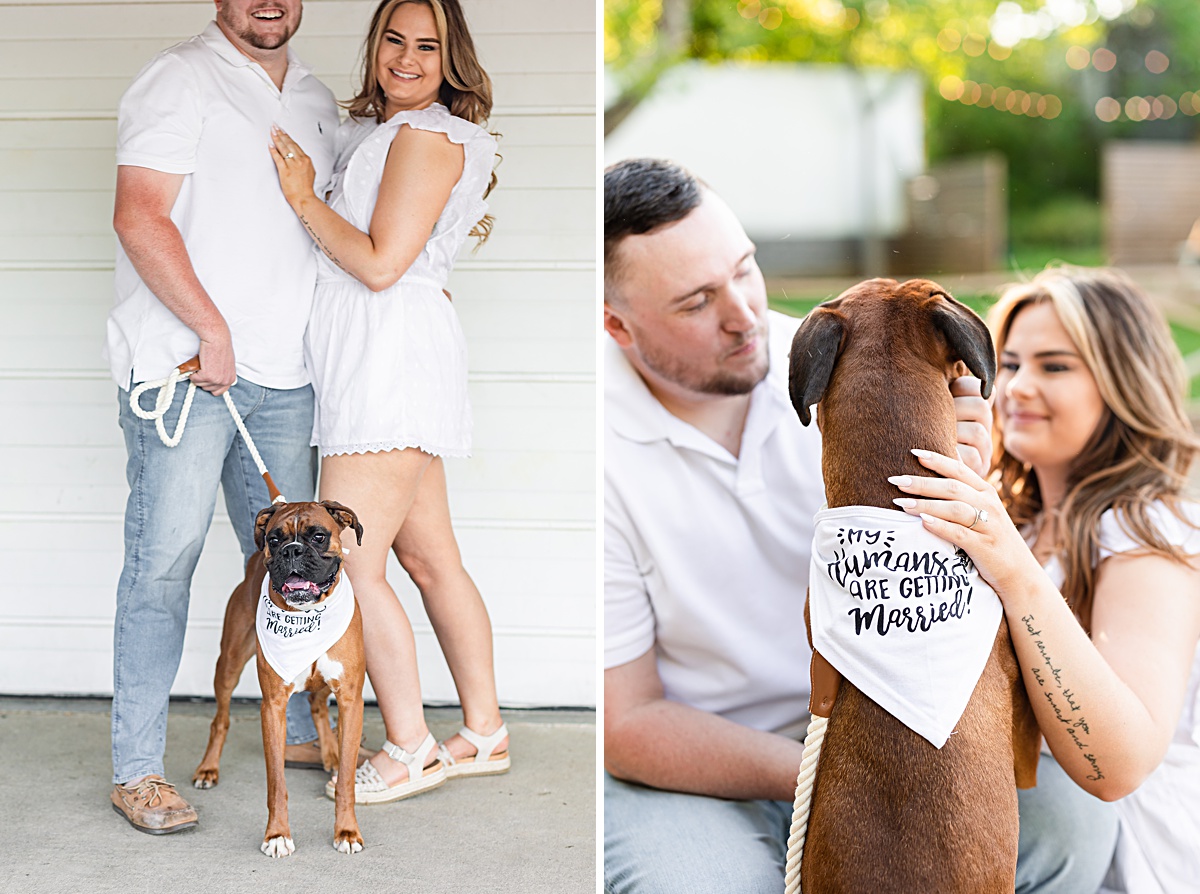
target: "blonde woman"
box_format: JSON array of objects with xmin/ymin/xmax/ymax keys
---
[
  {"xmin": 269, "ymin": 0, "xmax": 508, "ymax": 802},
  {"xmin": 892, "ymin": 268, "xmax": 1200, "ymax": 892}
]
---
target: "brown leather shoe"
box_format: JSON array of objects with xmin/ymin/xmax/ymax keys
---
[
  {"xmin": 111, "ymin": 775, "xmax": 198, "ymax": 835},
  {"xmin": 284, "ymin": 740, "xmax": 373, "ymax": 770}
]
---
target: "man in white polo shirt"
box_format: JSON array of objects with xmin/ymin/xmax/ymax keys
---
[
  {"xmin": 105, "ymin": 0, "xmax": 339, "ymax": 834},
  {"xmin": 601, "ymin": 160, "xmax": 1101, "ymax": 893}
]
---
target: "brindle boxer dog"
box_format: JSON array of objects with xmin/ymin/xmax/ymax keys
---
[{"xmin": 191, "ymin": 500, "xmax": 366, "ymax": 857}]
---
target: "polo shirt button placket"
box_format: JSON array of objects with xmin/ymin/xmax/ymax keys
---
[{"xmin": 736, "ymin": 446, "xmax": 765, "ymax": 497}]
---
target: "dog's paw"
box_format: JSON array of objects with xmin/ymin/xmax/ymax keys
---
[
  {"xmin": 192, "ymin": 769, "xmax": 218, "ymax": 790},
  {"xmin": 261, "ymin": 836, "xmax": 295, "ymax": 858},
  {"xmin": 333, "ymin": 832, "xmax": 364, "ymax": 855}
]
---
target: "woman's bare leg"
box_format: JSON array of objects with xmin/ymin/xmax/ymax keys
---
[
  {"xmin": 319, "ymin": 448, "xmax": 437, "ymax": 785},
  {"xmin": 394, "ymin": 458, "xmax": 507, "ymax": 759}
]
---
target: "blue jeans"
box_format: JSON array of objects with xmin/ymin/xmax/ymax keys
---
[
  {"xmin": 111, "ymin": 378, "xmax": 319, "ymax": 784},
  {"xmin": 1017, "ymin": 753, "xmax": 1118, "ymax": 893},
  {"xmin": 604, "ymin": 752, "xmax": 1117, "ymax": 893},
  {"xmin": 604, "ymin": 772, "xmax": 794, "ymax": 894}
]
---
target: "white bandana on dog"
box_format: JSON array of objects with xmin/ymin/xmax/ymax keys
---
[
  {"xmin": 255, "ymin": 572, "xmax": 355, "ymax": 684},
  {"xmin": 809, "ymin": 505, "xmax": 1003, "ymax": 748}
]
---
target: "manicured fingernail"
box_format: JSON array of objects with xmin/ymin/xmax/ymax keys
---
[
  {"xmin": 887, "ymin": 475, "xmax": 912, "ymax": 487},
  {"xmin": 911, "ymin": 448, "xmax": 933, "ymax": 458},
  {"xmin": 920, "ymin": 513, "xmax": 938, "ymax": 523},
  {"xmin": 893, "ymin": 497, "xmax": 916, "ymax": 509}
]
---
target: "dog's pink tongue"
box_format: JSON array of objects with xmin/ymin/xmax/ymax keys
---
[{"xmin": 282, "ymin": 576, "xmax": 318, "ymax": 595}]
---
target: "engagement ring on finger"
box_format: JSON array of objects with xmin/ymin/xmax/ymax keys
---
[
  {"xmin": 284, "ymin": 152, "xmax": 295, "ymax": 159},
  {"xmin": 967, "ymin": 507, "xmax": 988, "ymax": 529}
]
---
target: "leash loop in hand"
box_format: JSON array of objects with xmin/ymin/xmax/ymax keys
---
[
  {"xmin": 128, "ymin": 364, "xmax": 198, "ymax": 448},
  {"xmin": 127, "ymin": 358, "xmax": 285, "ymax": 504}
]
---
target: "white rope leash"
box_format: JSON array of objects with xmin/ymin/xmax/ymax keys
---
[
  {"xmin": 783, "ymin": 713, "xmax": 829, "ymax": 894},
  {"xmin": 129, "ymin": 364, "xmax": 285, "ymax": 503},
  {"xmin": 129, "ymin": 365, "xmax": 197, "ymax": 448}
]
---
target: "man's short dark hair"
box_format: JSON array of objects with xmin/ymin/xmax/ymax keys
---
[{"xmin": 604, "ymin": 159, "xmax": 703, "ymax": 303}]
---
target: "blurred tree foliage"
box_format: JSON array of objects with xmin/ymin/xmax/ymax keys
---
[{"xmin": 606, "ymin": 0, "xmax": 1200, "ymax": 217}]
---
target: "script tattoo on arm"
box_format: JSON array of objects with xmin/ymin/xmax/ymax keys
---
[
  {"xmin": 298, "ymin": 213, "xmax": 346, "ymax": 271},
  {"xmin": 1021, "ymin": 614, "xmax": 1104, "ymax": 781}
]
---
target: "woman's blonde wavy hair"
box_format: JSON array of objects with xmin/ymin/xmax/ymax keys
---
[
  {"xmin": 989, "ymin": 266, "xmax": 1200, "ymax": 631},
  {"xmin": 344, "ymin": 0, "xmax": 498, "ymax": 242}
]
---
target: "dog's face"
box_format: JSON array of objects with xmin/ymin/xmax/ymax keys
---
[{"xmin": 253, "ymin": 501, "xmax": 364, "ymax": 608}]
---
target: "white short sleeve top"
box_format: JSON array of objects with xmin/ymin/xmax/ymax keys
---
[
  {"xmin": 604, "ymin": 311, "xmax": 826, "ymax": 734},
  {"xmin": 105, "ymin": 22, "xmax": 340, "ymax": 390}
]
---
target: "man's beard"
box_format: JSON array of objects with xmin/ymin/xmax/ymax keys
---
[
  {"xmin": 221, "ymin": 8, "xmax": 300, "ymax": 50},
  {"xmin": 637, "ymin": 330, "xmax": 770, "ymax": 396}
]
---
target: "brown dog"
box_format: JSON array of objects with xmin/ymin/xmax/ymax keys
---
[
  {"xmin": 191, "ymin": 500, "xmax": 366, "ymax": 857},
  {"xmin": 788, "ymin": 278, "xmax": 1040, "ymax": 892}
]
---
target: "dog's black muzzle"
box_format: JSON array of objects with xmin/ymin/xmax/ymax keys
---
[{"xmin": 267, "ymin": 544, "xmax": 341, "ymax": 607}]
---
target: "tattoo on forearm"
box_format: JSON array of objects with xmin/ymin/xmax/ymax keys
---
[
  {"xmin": 298, "ymin": 213, "xmax": 345, "ymax": 270},
  {"xmin": 1021, "ymin": 614, "xmax": 1105, "ymax": 780}
]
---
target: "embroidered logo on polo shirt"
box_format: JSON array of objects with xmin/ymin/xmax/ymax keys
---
[
  {"xmin": 255, "ymin": 572, "xmax": 355, "ymax": 683},
  {"xmin": 808, "ymin": 505, "xmax": 1003, "ymax": 747}
]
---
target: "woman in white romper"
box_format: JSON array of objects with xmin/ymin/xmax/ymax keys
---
[
  {"xmin": 269, "ymin": 0, "xmax": 509, "ymax": 802},
  {"xmin": 890, "ymin": 267, "xmax": 1200, "ymax": 892}
]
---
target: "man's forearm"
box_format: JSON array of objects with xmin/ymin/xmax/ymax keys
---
[
  {"xmin": 115, "ymin": 214, "xmax": 226, "ymax": 342},
  {"xmin": 605, "ymin": 698, "xmax": 806, "ymax": 801}
]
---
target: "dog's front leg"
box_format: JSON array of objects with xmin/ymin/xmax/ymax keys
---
[
  {"xmin": 309, "ymin": 685, "xmax": 340, "ymax": 772},
  {"xmin": 330, "ymin": 671, "xmax": 364, "ymax": 855},
  {"xmin": 259, "ymin": 669, "xmax": 295, "ymax": 857},
  {"xmin": 193, "ymin": 588, "xmax": 258, "ymax": 789}
]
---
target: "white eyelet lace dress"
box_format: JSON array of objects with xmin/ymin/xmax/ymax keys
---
[{"xmin": 304, "ymin": 103, "xmax": 496, "ymax": 457}]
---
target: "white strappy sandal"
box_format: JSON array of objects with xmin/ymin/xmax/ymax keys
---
[
  {"xmin": 325, "ymin": 733, "xmax": 447, "ymax": 804},
  {"xmin": 436, "ymin": 723, "xmax": 511, "ymax": 778}
]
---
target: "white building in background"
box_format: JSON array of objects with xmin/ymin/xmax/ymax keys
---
[
  {"xmin": 604, "ymin": 61, "xmax": 925, "ymax": 274},
  {"xmin": 0, "ymin": 0, "xmax": 595, "ymax": 707}
]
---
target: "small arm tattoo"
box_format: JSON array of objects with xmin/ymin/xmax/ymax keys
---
[
  {"xmin": 299, "ymin": 213, "xmax": 345, "ymax": 271},
  {"xmin": 1022, "ymin": 614, "xmax": 1105, "ymax": 780}
]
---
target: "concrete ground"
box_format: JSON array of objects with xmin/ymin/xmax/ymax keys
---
[{"xmin": 0, "ymin": 697, "xmax": 596, "ymax": 894}]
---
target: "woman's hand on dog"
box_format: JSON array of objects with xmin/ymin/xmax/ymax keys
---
[
  {"xmin": 889, "ymin": 447, "xmax": 1045, "ymax": 600},
  {"xmin": 950, "ymin": 376, "xmax": 992, "ymax": 478}
]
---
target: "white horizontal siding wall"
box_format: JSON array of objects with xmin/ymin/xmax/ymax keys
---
[{"xmin": 0, "ymin": 0, "xmax": 597, "ymax": 707}]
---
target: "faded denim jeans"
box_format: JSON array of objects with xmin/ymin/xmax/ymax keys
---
[
  {"xmin": 604, "ymin": 752, "xmax": 1117, "ymax": 893},
  {"xmin": 111, "ymin": 377, "xmax": 319, "ymax": 785}
]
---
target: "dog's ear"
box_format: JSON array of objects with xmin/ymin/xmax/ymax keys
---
[
  {"xmin": 928, "ymin": 293, "xmax": 997, "ymax": 399},
  {"xmin": 789, "ymin": 305, "xmax": 846, "ymax": 426},
  {"xmin": 320, "ymin": 500, "xmax": 364, "ymax": 546},
  {"xmin": 254, "ymin": 505, "xmax": 281, "ymax": 553}
]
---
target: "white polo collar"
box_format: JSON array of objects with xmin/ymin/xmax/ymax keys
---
[{"xmin": 199, "ymin": 20, "xmax": 313, "ymax": 91}]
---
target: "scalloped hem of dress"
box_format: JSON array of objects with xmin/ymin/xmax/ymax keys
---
[{"xmin": 316, "ymin": 439, "xmax": 471, "ymax": 459}]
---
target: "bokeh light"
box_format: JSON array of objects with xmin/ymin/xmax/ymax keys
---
[
  {"xmin": 962, "ymin": 33, "xmax": 987, "ymax": 57},
  {"xmin": 939, "ymin": 75, "xmax": 965, "ymax": 101},
  {"xmin": 759, "ymin": 6, "xmax": 783, "ymax": 29},
  {"xmin": 1145, "ymin": 50, "xmax": 1169, "ymax": 74},
  {"xmin": 937, "ymin": 28, "xmax": 961, "ymax": 52},
  {"xmin": 1038, "ymin": 95, "xmax": 1063, "ymax": 119},
  {"xmin": 1095, "ymin": 96, "xmax": 1121, "ymax": 122},
  {"xmin": 1065, "ymin": 45, "xmax": 1090, "ymax": 70},
  {"xmin": 1125, "ymin": 96, "xmax": 1150, "ymax": 121},
  {"xmin": 1092, "ymin": 47, "xmax": 1116, "ymax": 72}
]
